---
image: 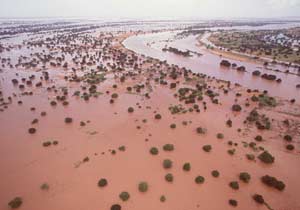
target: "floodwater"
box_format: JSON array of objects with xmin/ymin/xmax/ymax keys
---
[{"xmin": 123, "ymin": 31, "xmax": 300, "ymax": 100}]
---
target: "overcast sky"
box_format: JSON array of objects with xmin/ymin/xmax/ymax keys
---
[{"xmin": 0, "ymin": 0, "xmax": 299, "ymax": 19}]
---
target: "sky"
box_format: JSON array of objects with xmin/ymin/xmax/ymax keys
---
[{"xmin": 0, "ymin": 0, "xmax": 299, "ymax": 19}]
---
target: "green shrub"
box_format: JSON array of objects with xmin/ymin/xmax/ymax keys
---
[
  {"xmin": 8, "ymin": 197, "xmax": 22, "ymax": 209},
  {"xmin": 253, "ymin": 194, "xmax": 264, "ymax": 204},
  {"xmin": 258, "ymin": 151, "xmax": 274, "ymax": 164},
  {"xmin": 170, "ymin": 124, "xmax": 176, "ymax": 129},
  {"xmin": 202, "ymin": 145, "xmax": 212, "ymax": 152},
  {"xmin": 119, "ymin": 191, "xmax": 130, "ymax": 201},
  {"xmin": 261, "ymin": 175, "xmax": 285, "ymax": 191},
  {"xmin": 286, "ymin": 144, "xmax": 294, "ymax": 150},
  {"xmin": 246, "ymin": 154, "xmax": 255, "ymax": 160},
  {"xmin": 65, "ymin": 117, "xmax": 73, "ymax": 123},
  {"xmin": 150, "ymin": 147, "xmax": 159, "ymax": 155},
  {"xmin": 160, "ymin": 195, "xmax": 166, "ymax": 202},
  {"xmin": 165, "ymin": 173, "xmax": 174, "ymax": 182},
  {"xmin": 128, "ymin": 107, "xmax": 134, "ymax": 113},
  {"xmin": 138, "ymin": 182, "xmax": 148, "ymax": 192},
  {"xmin": 229, "ymin": 181, "xmax": 239, "ymax": 190},
  {"xmin": 155, "ymin": 114, "xmax": 162, "ymax": 119},
  {"xmin": 211, "ymin": 170, "xmax": 220, "ymax": 178},
  {"xmin": 195, "ymin": 176, "xmax": 205, "ymax": 184},
  {"xmin": 183, "ymin": 163, "xmax": 191, "ymax": 171},
  {"xmin": 217, "ymin": 133, "xmax": 224, "ymax": 139},
  {"xmin": 239, "ymin": 172, "xmax": 251, "ymax": 183},
  {"xmin": 163, "ymin": 144, "xmax": 174, "ymax": 151},
  {"xmin": 228, "ymin": 199, "xmax": 238, "ymax": 207},
  {"xmin": 163, "ymin": 159, "xmax": 173, "ymax": 169},
  {"xmin": 196, "ymin": 127, "xmax": 206, "ymax": 134},
  {"xmin": 40, "ymin": 183, "xmax": 49, "ymax": 190},
  {"xmin": 98, "ymin": 178, "xmax": 108, "ymax": 187}
]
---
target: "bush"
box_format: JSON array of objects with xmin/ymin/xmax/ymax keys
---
[
  {"xmin": 196, "ymin": 127, "xmax": 206, "ymax": 134},
  {"xmin": 283, "ymin": 135, "xmax": 292, "ymax": 142},
  {"xmin": 98, "ymin": 178, "xmax": 108, "ymax": 187},
  {"xmin": 246, "ymin": 154, "xmax": 255, "ymax": 160},
  {"xmin": 40, "ymin": 183, "xmax": 50, "ymax": 190},
  {"xmin": 203, "ymin": 145, "xmax": 212, "ymax": 152},
  {"xmin": 128, "ymin": 107, "xmax": 134, "ymax": 113},
  {"xmin": 28, "ymin": 127, "xmax": 36, "ymax": 134},
  {"xmin": 8, "ymin": 197, "xmax": 22, "ymax": 209},
  {"xmin": 111, "ymin": 204, "xmax": 121, "ymax": 210},
  {"xmin": 155, "ymin": 114, "xmax": 162, "ymax": 119},
  {"xmin": 160, "ymin": 195, "xmax": 166, "ymax": 202},
  {"xmin": 286, "ymin": 144, "xmax": 294, "ymax": 150},
  {"xmin": 239, "ymin": 172, "xmax": 251, "ymax": 183},
  {"xmin": 138, "ymin": 182, "xmax": 148, "ymax": 192},
  {"xmin": 217, "ymin": 133, "xmax": 224, "ymax": 139},
  {"xmin": 261, "ymin": 175, "xmax": 285, "ymax": 191},
  {"xmin": 229, "ymin": 181, "xmax": 239, "ymax": 190},
  {"xmin": 255, "ymin": 135, "xmax": 263, "ymax": 142},
  {"xmin": 228, "ymin": 199, "xmax": 238, "ymax": 207},
  {"xmin": 150, "ymin": 147, "xmax": 159, "ymax": 155},
  {"xmin": 65, "ymin": 117, "xmax": 73, "ymax": 123},
  {"xmin": 211, "ymin": 170, "xmax": 220, "ymax": 178},
  {"xmin": 165, "ymin": 173, "xmax": 174, "ymax": 182},
  {"xmin": 163, "ymin": 159, "xmax": 173, "ymax": 169},
  {"xmin": 232, "ymin": 104, "xmax": 242, "ymax": 112},
  {"xmin": 258, "ymin": 151, "xmax": 274, "ymax": 164},
  {"xmin": 253, "ymin": 194, "xmax": 264, "ymax": 204},
  {"xmin": 163, "ymin": 144, "xmax": 174, "ymax": 151},
  {"xmin": 170, "ymin": 124, "xmax": 176, "ymax": 129},
  {"xmin": 183, "ymin": 163, "xmax": 191, "ymax": 171},
  {"xmin": 43, "ymin": 141, "xmax": 52, "ymax": 147},
  {"xmin": 195, "ymin": 176, "xmax": 205, "ymax": 184},
  {"xmin": 119, "ymin": 191, "xmax": 130, "ymax": 201}
]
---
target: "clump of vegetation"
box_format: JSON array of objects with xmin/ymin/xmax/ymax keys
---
[
  {"xmin": 183, "ymin": 163, "xmax": 191, "ymax": 171},
  {"xmin": 169, "ymin": 104, "xmax": 185, "ymax": 114},
  {"xmin": 163, "ymin": 159, "xmax": 173, "ymax": 169},
  {"xmin": 138, "ymin": 182, "xmax": 148, "ymax": 192},
  {"xmin": 255, "ymin": 135, "xmax": 263, "ymax": 142},
  {"xmin": 64, "ymin": 117, "xmax": 73, "ymax": 123},
  {"xmin": 160, "ymin": 195, "xmax": 166, "ymax": 202},
  {"xmin": 228, "ymin": 199, "xmax": 238, "ymax": 207},
  {"xmin": 253, "ymin": 194, "xmax": 264, "ymax": 204},
  {"xmin": 258, "ymin": 151, "xmax": 274, "ymax": 164},
  {"xmin": 43, "ymin": 141, "xmax": 52, "ymax": 147},
  {"xmin": 261, "ymin": 175, "xmax": 285, "ymax": 191},
  {"xmin": 150, "ymin": 147, "xmax": 159, "ymax": 155},
  {"xmin": 283, "ymin": 135, "xmax": 292, "ymax": 142},
  {"xmin": 227, "ymin": 149, "xmax": 236, "ymax": 155},
  {"xmin": 232, "ymin": 104, "xmax": 242, "ymax": 112},
  {"xmin": 286, "ymin": 144, "xmax": 294, "ymax": 150},
  {"xmin": 246, "ymin": 109, "xmax": 271, "ymax": 130},
  {"xmin": 40, "ymin": 183, "xmax": 50, "ymax": 191},
  {"xmin": 246, "ymin": 154, "xmax": 255, "ymax": 160},
  {"xmin": 165, "ymin": 173, "xmax": 174, "ymax": 182},
  {"xmin": 196, "ymin": 127, "xmax": 207, "ymax": 134},
  {"xmin": 155, "ymin": 114, "xmax": 162, "ymax": 120},
  {"xmin": 163, "ymin": 144, "xmax": 174, "ymax": 151},
  {"xmin": 217, "ymin": 133, "xmax": 224, "ymax": 139},
  {"xmin": 128, "ymin": 107, "xmax": 134, "ymax": 113},
  {"xmin": 28, "ymin": 127, "xmax": 36, "ymax": 134},
  {"xmin": 229, "ymin": 181, "xmax": 239, "ymax": 190},
  {"xmin": 211, "ymin": 170, "xmax": 220, "ymax": 178},
  {"xmin": 110, "ymin": 204, "xmax": 121, "ymax": 210},
  {"xmin": 203, "ymin": 145, "xmax": 212, "ymax": 152},
  {"xmin": 257, "ymin": 94, "xmax": 277, "ymax": 107},
  {"xmin": 195, "ymin": 176, "xmax": 205, "ymax": 184},
  {"xmin": 118, "ymin": 146, "xmax": 126, "ymax": 151},
  {"xmin": 170, "ymin": 124, "xmax": 176, "ymax": 129},
  {"xmin": 119, "ymin": 192, "xmax": 130, "ymax": 201},
  {"xmin": 239, "ymin": 172, "xmax": 251, "ymax": 183},
  {"xmin": 8, "ymin": 197, "xmax": 22, "ymax": 209},
  {"xmin": 98, "ymin": 178, "xmax": 108, "ymax": 187}
]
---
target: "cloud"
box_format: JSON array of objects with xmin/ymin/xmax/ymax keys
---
[{"xmin": 267, "ymin": 0, "xmax": 300, "ymax": 8}]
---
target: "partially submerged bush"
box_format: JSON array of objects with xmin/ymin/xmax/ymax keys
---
[
  {"xmin": 229, "ymin": 181, "xmax": 239, "ymax": 190},
  {"xmin": 286, "ymin": 144, "xmax": 294, "ymax": 151},
  {"xmin": 128, "ymin": 107, "xmax": 134, "ymax": 113},
  {"xmin": 150, "ymin": 147, "xmax": 159, "ymax": 155},
  {"xmin": 195, "ymin": 176, "xmax": 205, "ymax": 184},
  {"xmin": 8, "ymin": 197, "xmax": 22, "ymax": 209},
  {"xmin": 163, "ymin": 159, "xmax": 173, "ymax": 169},
  {"xmin": 239, "ymin": 172, "xmax": 251, "ymax": 183},
  {"xmin": 138, "ymin": 182, "xmax": 148, "ymax": 192},
  {"xmin": 258, "ymin": 151, "xmax": 274, "ymax": 164},
  {"xmin": 28, "ymin": 127, "xmax": 36, "ymax": 134},
  {"xmin": 253, "ymin": 194, "xmax": 264, "ymax": 204},
  {"xmin": 163, "ymin": 144, "xmax": 174, "ymax": 151},
  {"xmin": 160, "ymin": 195, "xmax": 166, "ymax": 202},
  {"xmin": 154, "ymin": 114, "xmax": 162, "ymax": 120},
  {"xmin": 228, "ymin": 199, "xmax": 238, "ymax": 207},
  {"xmin": 246, "ymin": 154, "xmax": 255, "ymax": 160},
  {"xmin": 202, "ymin": 145, "xmax": 212, "ymax": 152},
  {"xmin": 111, "ymin": 204, "xmax": 121, "ymax": 210},
  {"xmin": 261, "ymin": 175, "xmax": 285, "ymax": 191},
  {"xmin": 217, "ymin": 133, "xmax": 224, "ymax": 139},
  {"xmin": 165, "ymin": 173, "xmax": 174, "ymax": 182},
  {"xmin": 232, "ymin": 104, "xmax": 242, "ymax": 112},
  {"xmin": 119, "ymin": 191, "xmax": 130, "ymax": 201},
  {"xmin": 196, "ymin": 127, "xmax": 206, "ymax": 134},
  {"xmin": 98, "ymin": 178, "xmax": 108, "ymax": 187},
  {"xmin": 64, "ymin": 117, "xmax": 73, "ymax": 123},
  {"xmin": 211, "ymin": 170, "xmax": 220, "ymax": 178},
  {"xmin": 183, "ymin": 163, "xmax": 191, "ymax": 171},
  {"xmin": 170, "ymin": 124, "xmax": 176, "ymax": 129},
  {"xmin": 40, "ymin": 183, "xmax": 50, "ymax": 191}
]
